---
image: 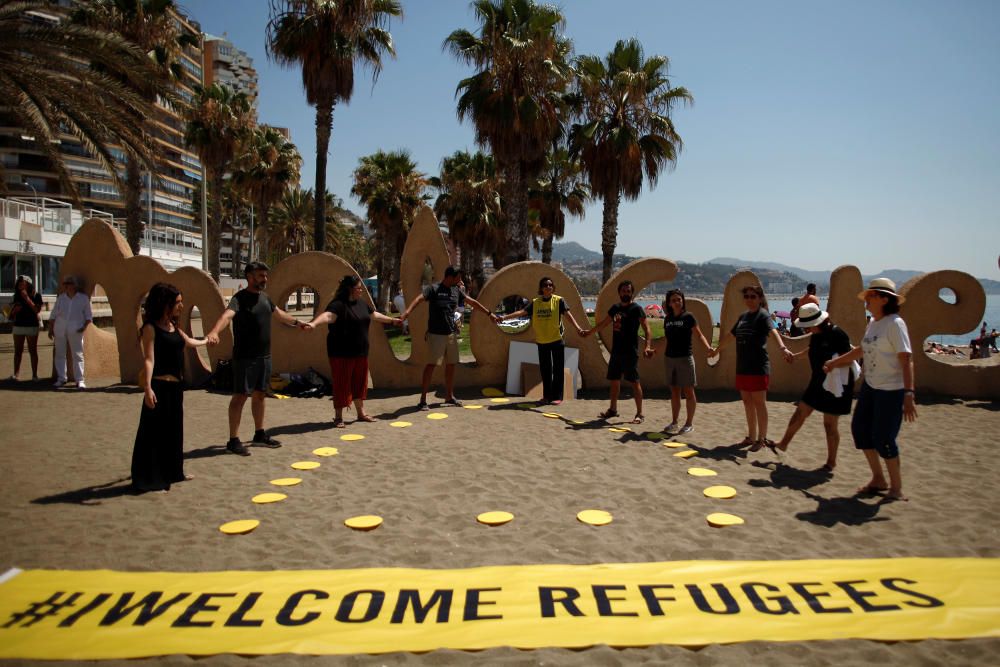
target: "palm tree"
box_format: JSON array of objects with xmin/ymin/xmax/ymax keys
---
[
  {"xmin": 431, "ymin": 150, "xmax": 504, "ymax": 294},
  {"xmin": 266, "ymin": 0, "xmax": 402, "ymax": 253},
  {"xmin": 233, "ymin": 126, "xmax": 302, "ymax": 263},
  {"xmin": 529, "ymin": 143, "xmax": 588, "ymax": 264},
  {"xmin": 351, "ymin": 149, "xmax": 427, "ymax": 311},
  {"xmin": 71, "ymin": 0, "xmax": 196, "ymax": 255},
  {"xmin": 572, "ymin": 38, "xmax": 692, "ymax": 283},
  {"xmin": 444, "ymin": 0, "xmax": 572, "ymax": 267},
  {"xmin": 260, "ymin": 187, "xmax": 313, "ymax": 265},
  {"xmin": 0, "ymin": 0, "xmax": 161, "ymax": 203},
  {"xmin": 183, "ymin": 83, "xmax": 255, "ymax": 282}
]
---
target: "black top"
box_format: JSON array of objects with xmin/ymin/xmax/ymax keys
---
[
  {"xmin": 227, "ymin": 290, "xmax": 276, "ymax": 359},
  {"xmin": 808, "ymin": 325, "xmax": 852, "ymax": 376},
  {"xmin": 325, "ymin": 298, "xmax": 374, "ymax": 358},
  {"xmin": 12, "ymin": 291, "xmax": 43, "ymax": 327},
  {"xmin": 149, "ymin": 323, "xmax": 185, "ymax": 379},
  {"xmin": 608, "ymin": 302, "xmax": 646, "ymax": 357},
  {"xmin": 663, "ymin": 311, "xmax": 697, "ymax": 358},
  {"xmin": 732, "ymin": 308, "xmax": 774, "ymax": 375},
  {"xmin": 423, "ymin": 282, "xmax": 465, "ymax": 335}
]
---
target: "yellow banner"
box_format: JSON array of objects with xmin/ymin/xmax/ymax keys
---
[{"xmin": 1, "ymin": 559, "xmax": 997, "ymax": 659}]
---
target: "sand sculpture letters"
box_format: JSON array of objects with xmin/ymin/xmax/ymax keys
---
[{"xmin": 57, "ymin": 207, "xmax": 997, "ymax": 399}]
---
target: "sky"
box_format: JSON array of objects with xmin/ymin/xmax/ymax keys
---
[{"xmin": 183, "ymin": 0, "xmax": 1000, "ymax": 279}]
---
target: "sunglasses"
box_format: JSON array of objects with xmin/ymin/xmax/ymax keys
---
[
  {"xmin": 543, "ymin": 283, "xmax": 554, "ymax": 288},
  {"xmin": 743, "ymin": 293, "xmax": 759, "ymax": 299}
]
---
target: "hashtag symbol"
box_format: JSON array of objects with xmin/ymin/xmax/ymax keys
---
[{"xmin": 3, "ymin": 592, "xmax": 83, "ymax": 628}]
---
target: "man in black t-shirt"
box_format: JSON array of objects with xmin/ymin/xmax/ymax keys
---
[
  {"xmin": 583, "ymin": 280, "xmax": 654, "ymax": 424},
  {"xmin": 206, "ymin": 262, "xmax": 308, "ymax": 456},
  {"xmin": 400, "ymin": 266, "xmax": 499, "ymax": 410}
]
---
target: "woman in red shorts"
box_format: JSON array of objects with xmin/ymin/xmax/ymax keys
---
[
  {"xmin": 305, "ymin": 275, "xmax": 401, "ymax": 427},
  {"xmin": 709, "ymin": 285, "xmax": 792, "ymax": 450}
]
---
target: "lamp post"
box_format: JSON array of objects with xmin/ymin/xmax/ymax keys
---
[{"xmin": 21, "ymin": 179, "xmax": 37, "ymax": 200}]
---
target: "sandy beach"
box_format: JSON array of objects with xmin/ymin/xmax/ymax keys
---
[{"xmin": 1, "ymin": 332, "xmax": 998, "ymax": 665}]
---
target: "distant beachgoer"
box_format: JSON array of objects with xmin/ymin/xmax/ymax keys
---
[
  {"xmin": 770, "ymin": 303, "xmax": 856, "ymax": 471},
  {"xmin": 709, "ymin": 285, "xmax": 793, "ymax": 450},
  {"xmin": 304, "ymin": 275, "xmax": 402, "ymax": 427},
  {"xmin": 584, "ymin": 280, "xmax": 654, "ymax": 424},
  {"xmin": 990, "ymin": 329, "xmax": 998, "ymax": 353},
  {"xmin": 131, "ymin": 283, "xmax": 209, "ymax": 492},
  {"xmin": 825, "ymin": 278, "xmax": 916, "ymax": 501},
  {"xmin": 660, "ymin": 289, "xmax": 712, "ymax": 434},
  {"xmin": 206, "ymin": 261, "xmax": 309, "ymax": 456},
  {"xmin": 800, "ymin": 283, "xmax": 820, "ymax": 308},
  {"xmin": 9, "ymin": 275, "xmax": 43, "ymax": 381},
  {"xmin": 48, "ymin": 275, "xmax": 92, "ymax": 389},
  {"xmin": 400, "ymin": 266, "xmax": 499, "ymax": 410},
  {"xmin": 788, "ymin": 297, "xmax": 802, "ymax": 337},
  {"xmin": 497, "ymin": 276, "xmax": 586, "ymax": 405}
]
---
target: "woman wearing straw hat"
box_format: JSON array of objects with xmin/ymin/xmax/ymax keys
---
[
  {"xmin": 824, "ymin": 278, "xmax": 916, "ymax": 501},
  {"xmin": 769, "ymin": 303, "xmax": 857, "ymax": 471}
]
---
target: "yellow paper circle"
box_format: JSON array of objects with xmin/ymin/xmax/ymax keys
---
[
  {"xmin": 542, "ymin": 412, "xmax": 562, "ymax": 419},
  {"xmin": 687, "ymin": 467, "xmax": 718, "ymax": 477},
  {"xmin": 663, "ymin": 441, "xmax": 689, "ymax": 448},
  {"xmin": 609, "ymin": 426, "xmax": 632, "ymax": 433},
  {"xmin": 291, "ymin": 461, "xmax": 320, "ymax": 470},
  {"xmin": 577, "ymin": 509, "xmax": 613, "ymax": 526},
  {"xmin": 490, "ymin": 397, "xmax": 510, "ymax": 403},
  {"xmin": 252, "ymin": 492, "xmax": 287, "ymax": 504},
  {"xmin": 390, "ymin": 421, "xmax": 412, "ymax": 427},
  {"xmin": 646, "ymin": 432, "xmax": 666, "ymax": 441},
  {"xmin": 477, "ymin": 511, "xmax": 514, "ymax": 526},
  {"xmin": 704, "ymin": 485, "xmax": 737, "ymax": 499},
  {"xmin": 707, "ymin": 512, "xmax": 745, "ymax": 527},
  {"xmin": 572, "ymin": 420, "xmax": 585, "ymax": 425},
  {"xmin": 219, "ymin": 519, "xmax": 259, "ymax": 535},
  {"xmin": 427, "ymin": 412, "xmax": 449, "ymax": 420},
  {"xmin": 344, "ymin": 515, "xmax": 383, "ymax": 531},
  {"xmin": 312, "ymin": 447, "xmax": 339, "ymax": 457},
  {"xmin": 270, "ymin": 477, "xmax": 302, "ymax": 487},
  {"xmin": 340, "ymin": 433, "xmax": 365, "ymax": 441},
  {"xmin": 482, "ymin": 387, "xmax": 504, "ymax": 397},
  {"xmin": 674, "ymin": 450, "xmax": 698, "ymax": 459},
  {"xmin": 463, "ymin": 404, "xmax": 484, "ymax": 410}
]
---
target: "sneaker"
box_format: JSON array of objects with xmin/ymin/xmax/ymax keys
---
[
  {"xmin": 226, "ymin": 438, "xmax": 251, "ymax": 456},
  {"xmin": 679, "ymin": 424, "xmax": 693, "ymax": 435},
  {"xmin": 53, "ymin": 379, "xmax": 66, "ymax": 388},
  {"xmin": 664, "ymin": 422, "xmax": 678, "ymax": 434},
  {"xmin": 7, "ymin": 375, "xmax": 18, "ymax": 382},
  {"xmin": 443, "ymin": 397, "xmax": 464, "ymax": 407},
  {"xmin": 417, "ymin": 400, "xmax": 430, "ymax": 411},
  {"xmin": 76, "ymin": 381, "xmax": 86, "ymax": 389},
  {"xmin": 252, "ymin": 431, "xmax": 282, "ymax": 448}
]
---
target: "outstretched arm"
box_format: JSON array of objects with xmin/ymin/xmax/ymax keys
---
[
  {"xmin": 400, "ymin": 294, "xmax": 425, "ymax": 322},
  {"xmin": 463, "ymin": 295, "xmax": 501, "ymax": 324},
  {"xmin": 770, "ymin": 328, "xmax": 793, "ymax": 362},
  {"xmin": 205, "ymin": 309, "xmax": 235, "ymax": 345},
  {"xmin": 582, "ymin": 315, "xmax": 612, "ymax": 337}
]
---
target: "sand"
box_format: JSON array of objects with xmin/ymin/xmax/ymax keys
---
[{"xmin": 1, "ymin": 332, "xmax": 998, "ymax": 666}]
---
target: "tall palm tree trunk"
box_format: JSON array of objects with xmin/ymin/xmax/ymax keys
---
[
  {"xmin": 600, "ymin": 191, "xmax": 621, "ymax": 286},
  {"xmin": 541, "ymin": 233, "xmax": 554, "ymax": 265},
  {"xmin": 207, "ymin": 171, "xmax": 224, "ymax": 282},
  {"xmin": 257, "ymin": 196, "xmax": 270, "ymax": 263},
  {"xmin": 124, "ymin": 158, "xmax": 144, "ymax": 255},
  {"xmin": 314, "ymin": 102, "xmax": 334, "ymax": 252},
  {"xmin": 501, "ymin": 161, "xmax": 530, "ymax": 266}
]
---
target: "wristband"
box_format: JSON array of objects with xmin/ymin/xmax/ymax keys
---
[{"xmin": 903, "ymin": 389, "xmax": 915, "ymax": 395}]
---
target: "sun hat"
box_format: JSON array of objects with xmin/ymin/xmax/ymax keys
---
[
  {"xmin": 857, "ymin": 277, "xmax": 905, "ymax": 304},
  {"xmin": 794, "ymin": 302, "xmax": 828, "ymax": 329}
]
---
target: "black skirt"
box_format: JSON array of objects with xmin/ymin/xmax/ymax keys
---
[
  {"xmin": 131, "ymin": 379, "xmax": 185, "ymax": 491},
  {"xmin": 801, "ymin": 370, "xmax": 854, "ymax": 415}
]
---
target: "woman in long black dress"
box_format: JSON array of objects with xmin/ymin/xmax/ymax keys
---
[
  {"xmin": 769, "ymin": 303, "xmax": 856, "ymax": 471},
  {"xmin": 131, "ymin": 283, "xmax": 208, "ymax": 492}
]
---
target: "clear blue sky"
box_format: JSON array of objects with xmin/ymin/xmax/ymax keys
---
[{"xmin": 184, "ymin": 0, "xmax": 1000, "ymax": 278}]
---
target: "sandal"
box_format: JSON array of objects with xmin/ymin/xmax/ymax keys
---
[
  {"xmin": 631, "ymin": 414, "xmax": 644, "ymax": 424},
  {"xmin": 738, "ymin": 436, "xmax": 755, "ymax": 447},
  {"xmin": 749, "ymin": 439, "xmax": 770, "ymax": 452},
  {"xmin": 332, "ymin": 417, "xmax": 346, "ymax": 429},
  {"xmin": 598, "ymin": 409, "xmax": 619, "ymax": 420},
  {"xmin": 357, "ymin": 414, "xmax": 377, "ymax": 423}
]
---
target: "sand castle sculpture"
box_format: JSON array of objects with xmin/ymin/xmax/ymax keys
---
[{"xmin": 56, "ymin": 207, "xmax": 997, "ymax": 399}]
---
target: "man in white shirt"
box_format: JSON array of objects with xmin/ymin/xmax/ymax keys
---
[{"xmin": 47, "ymin": 275, "xmax": 93, "ymax": 388}]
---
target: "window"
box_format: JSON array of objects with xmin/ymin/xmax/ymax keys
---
[
  {"xmin": 41, "ymin": 256, "xmax": 61, "ymax": 294},
  {"xmin": 0, "ymin": 254, "xmax": 14, "ymax": 292}
]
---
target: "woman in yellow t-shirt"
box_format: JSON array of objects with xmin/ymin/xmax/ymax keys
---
[{"xmin": 498, "ymin": 277, "xmax": 585, "ymax": 405}]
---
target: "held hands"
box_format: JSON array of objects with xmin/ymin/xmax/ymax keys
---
[
  {"xmin": 301, "ymin": 322, "xmax": 315, "ymax": 331},
  {"xmin": 206, "ymin": 332, "xmax": 220, "ymax": 346},
  {"xmin": 490, "ymin": 313, "xmax": 502, "ymax": 324},
  {"xmin": 780, "ymin": 347, "xmax": 794, "ymax": 363},
  {"xmin": 707, "ymin": 347, "xmax": 719, "ymax": 358}
]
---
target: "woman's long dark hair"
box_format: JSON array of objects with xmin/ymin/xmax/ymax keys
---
[
  {"xmin": 334, "ymin": 274, "xmax": 361, "ymax": 303},
  {"xmin": 15, "ymin": 275, "xmax": 35, "ymax": 296},
  {"xmin": 141, "ymin": 283, "xmax": 180, "ymax": 329},
  {"xmin": 664, "ymin": 288, "xmax": 686, "ymax": 315}
]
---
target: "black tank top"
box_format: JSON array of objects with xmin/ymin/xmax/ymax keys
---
[{"xmin": 150, "ymin": 324, "xmax": 184, "ymax": 379}]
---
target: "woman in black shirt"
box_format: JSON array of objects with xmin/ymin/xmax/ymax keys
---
[
  {"xmin": 131, "ymin": 283, "xmax": 209, "ymax": 492},
  {"xmin": 305, "ymin": 275, "xmax": 401, "ymax": 427},
  {"xmin": 9, "ymin": 275, "xmax": 43, "ymax": 381}
]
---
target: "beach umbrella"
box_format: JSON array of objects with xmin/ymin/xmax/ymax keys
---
[{"xmin": 775, "ymin": 310, "xmax": 791, "ymax": 319}]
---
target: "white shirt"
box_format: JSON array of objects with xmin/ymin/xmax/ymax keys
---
[
  {"xmin": 51, "ymin": 292, "xmax": 93, "ymax": 331},
  {"xmin": 861, "ymin": 314, "xmax": 911, "ymax": 390}
]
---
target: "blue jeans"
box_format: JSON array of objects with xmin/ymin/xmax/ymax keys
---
[{"xmin": 851, "ymin": 383, "xmax": 904, "ymax": 459}]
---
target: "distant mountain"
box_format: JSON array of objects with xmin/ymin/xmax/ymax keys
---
[
  {"xmin": 709, "ymin": 257, "xmax": 831, "ymax": 284},
  {"xmin": 531, "ymin": 241, "xmax": 603, "ymax": 264}
]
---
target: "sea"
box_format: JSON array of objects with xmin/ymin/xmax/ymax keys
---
[{"xmin": 581, "ymin": 294, "xmax": 1000, "ymax": 347}]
